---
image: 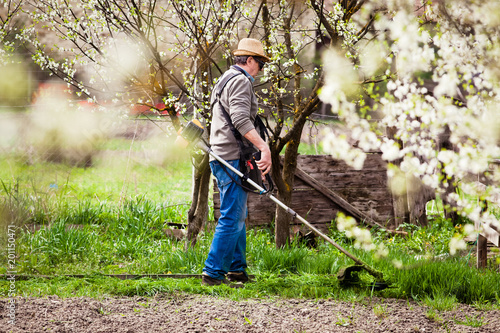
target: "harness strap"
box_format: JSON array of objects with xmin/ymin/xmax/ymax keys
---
[{"xmin": 214, "ymin": 69, "xmax": 252, "ymax": 157}]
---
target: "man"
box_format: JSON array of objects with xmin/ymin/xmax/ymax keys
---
[{"xmin": 202, "ymin": 38, "xmax": 271, "ymax": 286}]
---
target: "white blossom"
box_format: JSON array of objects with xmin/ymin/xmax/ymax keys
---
[
  {"xmin": 449, "ymin": 236, "xmax": 467, "ymax": 256},
  {"xmin": 321, "ymin": 0, "xmax": 500, "ymax": 256}
]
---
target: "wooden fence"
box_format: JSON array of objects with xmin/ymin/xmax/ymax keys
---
[{"xmin": 213, "ymin": 154, "xmax": 396, "ymax": 231}]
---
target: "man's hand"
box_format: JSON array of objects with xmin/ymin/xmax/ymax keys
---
[
  {"xmin": 243, "ymin": 129, "xmax": 272, "ymax": 175},
  {"xmin": 256, "ymin": 148, "xmax": 271, "ymax": 176}
]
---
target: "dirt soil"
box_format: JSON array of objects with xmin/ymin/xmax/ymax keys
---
[{"xmin": 1, "ymin": 294, "xmax": 500, "ymax": 332}]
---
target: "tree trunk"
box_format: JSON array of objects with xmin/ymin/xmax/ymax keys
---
[
  {"xmin": 274, "ymin": 190, "xmax": 292, "ymax": 248},
  {"xmin": 185, "ymin": 47, "xmax": 213, "ymax": 248},
  {"xmin": 274, "ymin": 138, "xmax": 301, "ymax": 248},
  {"xmin": 185, "ymin": 154, "xmax": 211, "ymax": 249},
  {"xmin": 439, "ymin": 126, "xmax": 460, "ymax": 223},
  {"xmin": 477, "ymin": 233, "xmax": 488, "ymax": 269},
  {"xmin": 407, "ymin": 174, "xmax": 434, "ymax": 227}
]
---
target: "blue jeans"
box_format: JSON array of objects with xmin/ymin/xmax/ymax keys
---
[{"xmin": 203, "ymin": 159, "xmax": 248, "ymax": 280}]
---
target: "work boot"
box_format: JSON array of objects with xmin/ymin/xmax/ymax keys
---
[
  {"xmin": 201, "ymin": 273, "xmax": 244, "ymax": 288},
  {"xmin": 201, "ymin": 273, "xmax": 229, "ymax": 286},
  {"xmin": 227, "ymin": 271, "xmax": 249, "ymax": 283}
]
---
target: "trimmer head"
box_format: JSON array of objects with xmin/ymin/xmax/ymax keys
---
[
  {"xmin": 337, "ymin": 265, "xmax": 389, "ymax": 290},
  {"xmin": 337, "ymin": 265, "xmax": 364, "ymax": 283}
]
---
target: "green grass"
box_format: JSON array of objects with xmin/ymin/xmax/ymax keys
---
[
  {"xmin": 453, "ymin": 314, "xmax": 486, "ymax": 328},
  {"xmin": 393, "ymin": 258, "xmax": 500, "ymax": 304},
  {"xmin": 297, "ymin": 142, "xmax": 325, "ymax": 155},
  {"xmin": 422, "ymin": 293, "xmax": 458, "ymax": 311},
  {"xmin": 1, "ymin": 149, "xmax": 500, "ymax": 306},
  {"xmin": 2, "ymin": 210, "xmax": 499, "ymax": 304},
  {"xmin": 0, "ymin": 273, "xmax": 362, "ymax": 301}
]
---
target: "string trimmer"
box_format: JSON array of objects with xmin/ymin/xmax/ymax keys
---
[{"xmin": 176, "ymin": 120, "xmax": 387, "ymax": 289}]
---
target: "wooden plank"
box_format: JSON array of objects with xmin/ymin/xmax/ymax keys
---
[
  {"xmin": 292, "ymin": 171, "xmax": 388, "ymax": 189},
  {"xmin": 331, "ymin": 187, "xmax": 392, "ymax": 201},
  {"xmin": 213, "ymin": 155, "xmax": 397, "ymax": 229},
  {"xmin": 297, "ymin": 154, "xmax": 386, "ymax": 172},
  {"xmin": 474, "ymin": 207, "xmax": 500, "ymax": 247},
  {"xmin": 247, "ymin": 190, "xmax": 339, "ymax": 225},
  {"xmin": 214, "ymin": 179, "xmax": 395, "ymax": 226},
  {"xmin": 291, "ymin": 164, "xmax": 385, "ymax": 229},
  {"xmin": 246, "ymin": 188, "xmax": 394, "ymax": 227}
]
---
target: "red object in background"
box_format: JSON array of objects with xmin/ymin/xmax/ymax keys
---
[
  {"xmin": 32, "ymin": 83, "xmax": 176, "ymax": 117},
  {"xmin": 31, "ymin": 82, "xmax": 71, "ymax": 104},
  {"xmin": 78, "ymin": 100, "xmax": 96, "ymax": 109},
  {"xmin": 130, "ymin": 102, "xmax": 168, "ymax": 116}
]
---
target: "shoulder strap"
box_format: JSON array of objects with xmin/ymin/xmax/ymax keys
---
[
  {"xmin": 209, "ymin": 68, "xmax": 243, "ymax": 122},
  {"xmin": 216, "ymin": 71, "xmax": 243, "ymax": 98},
  {"xmin": 215, "ymin": 66, "xmax": 246, "ymax": 97},
  {"xmin": 213, "ymin": 67, "xmax": 267, "ymax": 153},
  {"xmin": 214, "ymin": 70, "xmax": 245, "ymax": 144},
  {"xmin": 254, "ymin": 115, "xmax": 270, "ymax": 141}
]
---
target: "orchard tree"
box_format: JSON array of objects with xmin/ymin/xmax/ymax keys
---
[
  {"xmin": 19, "ymin": 0, "xmax": 246, "ymax": 246},
  {"xmin": 320, "ymin": 0, "xmax": 500, "ymax": 254},
  {"xmin": 255, "ymin": 0, "xmax": 377, "ymax": 247}
]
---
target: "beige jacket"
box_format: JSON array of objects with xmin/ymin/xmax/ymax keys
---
[{"xmin": 209, "ymin": 66, "xmax": 258, "ymax": 161}]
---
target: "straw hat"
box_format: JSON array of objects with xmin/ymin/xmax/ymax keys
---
[{"xmin": 232, "ymin": 38, "xmax": 270, "ymax": 62}]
